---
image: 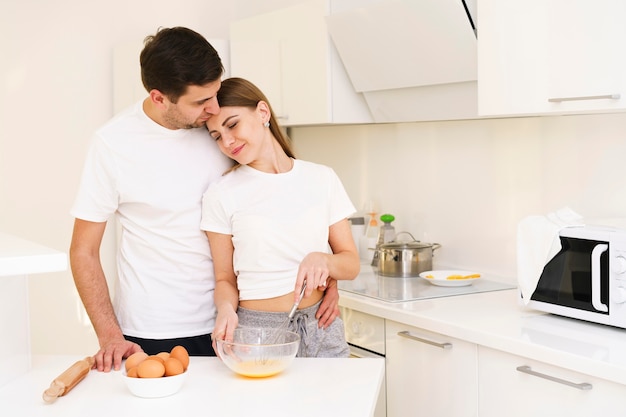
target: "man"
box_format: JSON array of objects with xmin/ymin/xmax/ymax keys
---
[{"xmin": 70, "ymin": 26, "xmax": 341, "ymax": 372}]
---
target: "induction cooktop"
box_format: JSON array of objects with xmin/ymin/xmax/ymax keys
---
[{"xmin": 337, "ymin": 265, "xmax": 516, "ymax": 303}]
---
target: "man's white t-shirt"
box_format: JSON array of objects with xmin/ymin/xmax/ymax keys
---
[
  {"xmin": 200, "ymin": 159, "xmax": 356, "ymax": 300},
  {"xmin": 71, "ymin": 101, "xmax": 233, "ymax": 339}
]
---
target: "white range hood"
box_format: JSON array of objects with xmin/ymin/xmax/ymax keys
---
[{"xmin": 326, "ymin": 0, "xmax": 478, "ymax": 123}]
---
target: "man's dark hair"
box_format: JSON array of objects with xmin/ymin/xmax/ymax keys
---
[{"xmin": 140, "ymin": 27, "xmax": 224, "ymax": 102}]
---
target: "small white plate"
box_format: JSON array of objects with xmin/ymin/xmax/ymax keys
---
[{"xmin": 419, "ymin": 270, "xmax": 481, "ymax": 287}]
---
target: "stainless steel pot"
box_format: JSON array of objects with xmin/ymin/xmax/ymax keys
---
[{"xmin": 376, "ymin": 232, "xmax": 441, "ymax": 278}]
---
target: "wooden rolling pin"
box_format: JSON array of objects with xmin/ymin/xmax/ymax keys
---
[{"xmin": 42, "ymin": 356, "xmax": 95, "ymax": 403}]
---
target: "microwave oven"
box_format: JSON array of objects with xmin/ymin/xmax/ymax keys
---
[{"xmin": 523, "ymin": 224, "xmax": 626, "ymax": 329}]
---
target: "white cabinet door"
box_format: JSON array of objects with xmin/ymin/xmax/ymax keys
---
[
  {"xmin": 229, "ymin": 0, "xmax": 372, "ymax": 126},
  {"xmin": 478, "ymin": 0, "xmax": 626, "ymax": 116},
  {"xmin": 478, "ymin": 347, "xmax": 626, "ymax": 417},
  {"xmin": 385, "ymin": 321, "xmax": 478, "ymax": 417}
]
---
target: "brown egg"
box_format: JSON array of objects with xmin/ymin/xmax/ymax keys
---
[
  {"xmin": 147, "ymin": 355, "xmax": 165, "ymax": 364},
  {"xmin": 126, "ymin": 367, "xmax": 139, "ymax": 378},
  {"xmin": 137, "ymin": 359, "xmax": 165, "ymax": 378},
  {"xmin": 125, "ymin": 351, "xmax": 149, "ymax": 372},
  {"xmin": 170, "ymin": 345, "xmax": 190, "ymax": 370},
  {"xmin": 164, "ymin": 358, "xmax": 184, "ymax": 376},
  {"xmin": 156, "ymin": 351, "xmax": 170, "ymax": 361}
]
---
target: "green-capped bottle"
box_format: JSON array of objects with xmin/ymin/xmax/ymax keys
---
[{"xmin": 371, "ymin": 214, "xmax": 396, "ymax": 268}]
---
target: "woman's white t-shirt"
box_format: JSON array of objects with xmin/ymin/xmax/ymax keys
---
[{"xmin": 200, "ymin": 159, "xmax": 356, "ymax": 300}]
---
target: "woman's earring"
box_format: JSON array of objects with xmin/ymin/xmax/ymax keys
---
[{"xmin": 264, "ymin": 121, "xmax": 270, "ymax": 128}]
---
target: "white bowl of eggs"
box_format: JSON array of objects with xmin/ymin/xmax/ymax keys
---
[{"xmin": 122, "ymin": 345, "xmax": 190, "ymax": 398}]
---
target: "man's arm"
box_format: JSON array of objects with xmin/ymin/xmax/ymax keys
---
[{"xmin": 69, "ymin": 219, "xmax": 141, "ymax": 372}]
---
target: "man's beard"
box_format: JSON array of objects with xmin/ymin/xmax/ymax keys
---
[{"xmin": 162, "ymin": 108, "xmax": 201, "ymax": 130}]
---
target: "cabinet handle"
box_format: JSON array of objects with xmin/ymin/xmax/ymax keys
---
[
  {"xmin": 548, "ymin": 94, "xmax": 620, "ymax": 102},
  {"xmin": 516, "ymin": 365, "xmax": 592, "ymax": 391},
  {"xmin": 397, "ymin": 331, "xmax": 452, "ymax": 350}
]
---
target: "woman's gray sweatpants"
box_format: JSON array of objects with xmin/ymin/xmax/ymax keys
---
[{"xmin": 237, "ymin": 300, "xmax": 350, "ymax": 358}]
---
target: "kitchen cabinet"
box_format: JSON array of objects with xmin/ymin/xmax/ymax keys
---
[
  {"xmin": 326, "ymin": 0, "xmax": 476, "ymax": 92},
  {"xmin": 326, "ymin": 0, "xmax": 478, "ymax": 123},
  {"xmin": 385, "ymin": 320, "xmax": 478, "ymax": 417},
  {"xmin": 478, "ymin": 0, "xmax": 626, "ymax": 117},
  {"xmin": 340, "ymin": 306, "xmax": 386, "ymax": 417},
  {"xmin": 229, "ymin": 0, "xmax": 373, "ymax": 126},
  {"xmin": 478, "ymin": 347, "xmax": 625, "ymax": 416},
  {"xmin": 339, "ymin": 284, "xmax": 626, "ymax": 416}
]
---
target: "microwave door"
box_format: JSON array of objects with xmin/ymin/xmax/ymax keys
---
[{"xmin": 531, "ymin": 237, "xmax": 610, "ymax": 314}]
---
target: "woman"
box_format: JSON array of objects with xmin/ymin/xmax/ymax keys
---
[{"xmin": 200, "ymin": 77, "xmax": 359, "ymax": 357}]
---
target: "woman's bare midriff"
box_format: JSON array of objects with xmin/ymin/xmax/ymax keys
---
[{"xmin": 239, "ymin": 289, "xmax": 324, "ymax": 313}]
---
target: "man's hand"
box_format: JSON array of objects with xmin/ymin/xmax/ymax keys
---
[
  {"xmin": 94, "ymin": 338, "xmax": 143, "ymax": 372},
  {"xmin": 315, "ymin": 279, "xmax": 341, "ymax": 329}
]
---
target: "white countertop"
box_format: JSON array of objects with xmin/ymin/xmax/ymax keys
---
[
  {"xmin": 339, "ymin": 285, "xmax": 626, "ymax": 386},
  {"xmin": 0, "ymin": 355, "xmax": 384, "ymax": 416},
  {"xmin": 0, "ymin": 232, "xmax": 67, "ymax": 277}
]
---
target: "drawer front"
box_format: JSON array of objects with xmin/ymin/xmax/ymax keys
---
[
  {"xmin": 478, "ymin": 346, "xmax": 625, "ymax": 416},
  {"xmin": 340, "ymin": 306, "xmax": 385, "ymax": 355}
]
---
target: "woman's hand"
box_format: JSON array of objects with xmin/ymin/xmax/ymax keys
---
[
  {"xmin": 296, "ymin": 252, "xmax": 331, "ymax": 299},
  {"xmin": 211, "ymin": 307, "xmax": 239, "ymax": 358}
]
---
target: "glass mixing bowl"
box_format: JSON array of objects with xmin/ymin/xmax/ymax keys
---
[{"xmin": 215, "ymin": 328, "xmax": 300, "ymax": 378}]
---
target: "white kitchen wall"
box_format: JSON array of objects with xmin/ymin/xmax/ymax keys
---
[
  {"xmin": 2, "ymin": 0, "xmax": 626, "ymax": 355},
  {"xmin": 292, "ymin": 113, "xmax": 626, "ymax": 281}
]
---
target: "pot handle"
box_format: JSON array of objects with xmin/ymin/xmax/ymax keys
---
[
  {"xmin": 394, "ymin": 232, "xmax": 442, "ymax": 251},
  {"xmin": 395, "ymin": 231, "xmax": 419, "ymax": 243}
]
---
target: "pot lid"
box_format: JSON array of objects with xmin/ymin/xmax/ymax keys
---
[{"xmin": 380, "ymin": 241, "xmax": 434, "ymax": 250}]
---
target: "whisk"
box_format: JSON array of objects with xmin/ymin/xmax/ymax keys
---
[{"xmin": 265, "ymin": 280, "xmax": 307, "ymax": 346}]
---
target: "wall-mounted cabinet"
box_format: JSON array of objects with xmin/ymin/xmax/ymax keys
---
[
  {"xmin": 478, "ymin": 0, "xmax": 626, "ymax": 117},
  {"xmin": 230, "ymin": 0, "xmax": 478, "ymax": 125},
  {"xmin": 229, "ymin": 0, "xmax": 373, "ymax": 126},
  {"xmin": 326, "ymin": 0, "xmax": 478, "ymax": 123},
  {"xmin": 326, "ymin": 0, "xmax": 476, "ymax": 92}
]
